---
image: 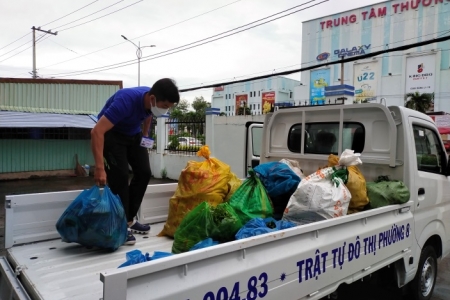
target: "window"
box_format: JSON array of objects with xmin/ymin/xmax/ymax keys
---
[
  {"xmin": 289, "ymin": 91, "xmax": 293, "ymax": 98},
  {"xmin": 288, "ymin": 122, "xmax": 365, "ymax": 154},
  {"xmin": 258, "ymin": 91, "xmax": 261, "ymax": 96},
  {"xmin": 252, "ymin": 126, "xmax": 263, "ymax": 157},
  {"xmin": 413, "ymin": 125, "xmax": 446, "ymax": 174}
]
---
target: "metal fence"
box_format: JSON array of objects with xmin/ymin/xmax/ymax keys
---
[{"xmin": 165, "ymin": 118, "xmax": 205, "ymax": 155}]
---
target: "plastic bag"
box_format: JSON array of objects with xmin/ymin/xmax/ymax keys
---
[
  {"xmin": 254, "ymin": 162, "xmax": 301, "ymax": 197},
  {"xmin": 172, "ymin": 202, "xmax": 242, "ymax": 254},
  {"xmin": 190, "ymin": 238, "xmax": 219, "ymax": 251},
  {"xmin": 228, "ymin": 169, "xmax": 274, "ymax": 224},
  {"xmin": 235, "ymin": 217, "xmax": 296, "ymax": 240},
  {"xmin": 254, "ymin": 161, "xmax": 301, "ymax": 220},
  {"xmin": 118, "ymin": 250, "xmax": 173, "ymax": 268},
  {"xmin": 283, "ymin": 166, "xmax": 351, "ymax": 225},
  {"xmin": 158, "ymin": 146, "xmax": 232, "ymax": 237},
  {"xmin": 56, "ymin": 185, "xmax": 127, "ymax": 251},
  {"xmin": 224, "ymin": 172, "xmax": 242, "ymax": 202},
  {"xmin": 280, "ymin": 159, "xmax": 306, "ymax": 180},
  {"xmin": 328, "ymin": 152, "xmax": 369, "ymax": 214},
  {"xmin": 367, "ymin": 176, "xmax": 410, "ymax": 209}
]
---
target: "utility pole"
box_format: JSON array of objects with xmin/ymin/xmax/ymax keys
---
[
  {"xmin": 339, "ymin": 54, "xmax": 345, "ymax": 86},
  {"xmin": 121, "ymin": 35, "xmax": 155, "ymax": 86},
  {"xmin": 31, "ymin": 26, "xmax": 57, "ymax": 79}
]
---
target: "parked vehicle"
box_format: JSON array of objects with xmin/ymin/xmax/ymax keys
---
[
  {"xmin": 167, "ymin": 136, "xmax": 203, "ymax": 147},
  {"xmin": 1, "ymin": 104, "xmax": 449, "ymax": 300}
]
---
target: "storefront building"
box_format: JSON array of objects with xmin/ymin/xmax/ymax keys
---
[{"xmin": 295, "ymin": 0, "xmax": 450, "ymax": 111}]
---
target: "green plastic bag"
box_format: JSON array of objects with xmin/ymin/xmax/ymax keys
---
[
  {"xmin": 228, "ymin": 169, "xmax": 274, "ymax": 224},
  {"xmin": 366, "ymin": 176, "xmax": 410, "ymax": 209},
  {"xmin": 172, "ymin": 202, "xmax": 242, "ymax": 254}
]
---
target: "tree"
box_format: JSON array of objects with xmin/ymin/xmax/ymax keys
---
[
  {"xmin": 237, "ymin": 106, "xmax": 251, "ymax": 116},
  {"xmin": 405, "ymin": 92, "xmax": 433, "ymax": 113},
  {"xmin": 169, "ymin": 99, "xmax": 190, "ymax": 121},
  {"xmin": 191, "ymin": 96, "xmax": 211, "ymax": 121}
]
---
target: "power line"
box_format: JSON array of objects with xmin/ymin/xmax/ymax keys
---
[
  {"xmin": 40, "ymin": 0, "xmax": 100, "ymax": 27},
  {"xmin": 0, "ymin": 32, "xmax": 31, "ymax": 51},
  {"xmin": 0, "ymin": 34, "xmax": 47, "ymax": 64},
  {"xmin": 44, "ymin": 0, "xmax": 328, "ymax": 77},
  {"xmin": 177, "ymin": 34, "xmax": 450, "ymax": 93},
  {"xmin": 57, "ymin": 0, "xmax": 144, "ymax": 32},
  {"xmin": 53, "ymin": 0, "xmax": 125, "ymax": 30},
  {"xmin": 38, "ymin": 0, "xmax": 244, "ymax": 70}
]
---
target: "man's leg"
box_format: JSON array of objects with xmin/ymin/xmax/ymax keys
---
[
  {"xmin": 103, "ymin": 131, "xmax": 132, "ymax": 220},
  {"xmin": 127, "ymin": 133, "xmax": 152, "ymax": 233}
]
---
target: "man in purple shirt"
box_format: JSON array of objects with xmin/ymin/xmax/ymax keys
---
[{"xmin": 91, "ymin": 78, "xmax": 180, "ymax": 245}]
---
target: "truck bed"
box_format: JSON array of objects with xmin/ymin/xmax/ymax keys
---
[
  {"xmin": 3, "ymin": 183, "xmax": 177, "ymax": 300},
  {"xmin": 3, "ymin": 182, "xmax": 415, "ymax": 300},
  {"xmin": 7, "ymin": 222, "xmax": 171, "ymax": 300}
]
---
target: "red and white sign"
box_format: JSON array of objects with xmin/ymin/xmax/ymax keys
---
[
  {"xmin": 320, "ymin": 0, "xmax": 450, "ymax": 30},
  {"xmin": 214, "ymin": 86, "xmax": 224, "ymax": 92},
  {"xmin": 405, "ymin": 54, "xmax": 436, "ymax": 94},
  {"xmin": 235, "ymin": 94, "xmax": 248, "ymax": 114}
]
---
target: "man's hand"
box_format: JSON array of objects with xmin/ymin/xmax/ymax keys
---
[{"xmin": 94, "ymin": 167, "xmax": 107, "ymax": 186}]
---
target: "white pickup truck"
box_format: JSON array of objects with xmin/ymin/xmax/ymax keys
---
[{"xmin": 1, "ymin": 103, "xmax": 449, "ymax": 300}]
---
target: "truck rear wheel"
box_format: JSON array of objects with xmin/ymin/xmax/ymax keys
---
[{"xmin": 410, "ymin": 246, "xmax": 437, "ymax": 300}]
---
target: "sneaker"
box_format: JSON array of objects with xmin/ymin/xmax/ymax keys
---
[
  {"xmin": 129, "ymin": 220, "xmax": 150, "ymax": 234},
  {"xmin": 124, "ymin": 230, "xmax": 136, "ymax": 245}
]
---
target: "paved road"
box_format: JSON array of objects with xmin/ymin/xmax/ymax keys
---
[{"xmin": 0, "ymin": 176, "xmax": 449, "ymax": 300}]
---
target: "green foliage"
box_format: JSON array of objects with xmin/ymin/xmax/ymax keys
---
[
  {"xmin": 236, "ymin": 106, "xmax": 252, "ymax": 116},
  {"xmin": 404, "ymin": 92, "xmax": 433, "ymax": 113},
  {"xmin": 161, "ymin": 168, "xmax": 168, "ymax": 179},
  {"xmin": 168, "ymin": 135, "xmax": 180, "ymax": 150}
]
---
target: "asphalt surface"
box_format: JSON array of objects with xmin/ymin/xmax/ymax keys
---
[{"xmin": 0, "ymin": 176, "xmax": 449, "ymax": 300}]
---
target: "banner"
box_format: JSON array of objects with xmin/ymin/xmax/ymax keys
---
[
  {"xmin": 235, "ymin": 94, "xmax": 248, "ymax": 114},
  {"xmin": 353, "ymin": 62, "xmax": 378, "ymax": 102},
  {"xmin": 405, "ymin": 54, "xmax": 436, "ymax": 94},
  {"xmin": 310, "ymin": 69, "xmax": 330, "ymax": 105},
  {"xmin": 262, "ymin": 92, "xmax": 275, "ymax": 114}
]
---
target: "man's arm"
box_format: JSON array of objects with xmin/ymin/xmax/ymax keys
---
[
  {"xmin": 91, "ymin": 116, "xmax": 114, "ymax": 185},
  {"xmin": 142, "ymin": 115, "xmax": 153, "ymax": 137}
]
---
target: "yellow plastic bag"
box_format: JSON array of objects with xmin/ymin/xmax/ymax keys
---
[
  {"xmin": 158, "ymin": 146, "xmax": 232, "ymax": 237},
  {"xmin": 224, "ymin": 172, "xmax": 242, "ymax": 202},
  {"xmin": 328, "ymin": 154, "xmax": 369, "ymax": 214}
]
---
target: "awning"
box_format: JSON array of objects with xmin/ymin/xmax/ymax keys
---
[{"xmin": 0, "ymin": 111, "xmax": 98, "ymax": 128}]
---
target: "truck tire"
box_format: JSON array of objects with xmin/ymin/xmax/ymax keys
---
[{"xmin": 409, "ymin": 246, "xmax": 437, "ymax": 300}]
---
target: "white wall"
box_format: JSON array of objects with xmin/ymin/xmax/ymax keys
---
[
  {"xmin": 212, "ymin": 115, "xmax": 265, "ymax": 179},
  {"xmin": 149, "ymin": 151, "xmax": 203, "ymax": 180}
]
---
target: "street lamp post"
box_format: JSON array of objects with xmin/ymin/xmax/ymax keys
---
[{"xmin": 121, "ymin": 35, "xmax": 155, "ymax": 86}]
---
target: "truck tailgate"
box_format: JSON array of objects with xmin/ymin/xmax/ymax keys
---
[{"xmin": 7, "ymin": 222, "xmax": 171, "ymax": 300}]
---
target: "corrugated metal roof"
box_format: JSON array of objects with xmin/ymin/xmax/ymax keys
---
[
  {"xmin": 0, "ymin": 111, "xmax": 97, "ymax": 128},
  {"xmin": 0, "ymin": 78, "xmax": 123, "ymax": 115}
]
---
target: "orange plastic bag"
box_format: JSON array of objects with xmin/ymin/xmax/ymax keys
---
[
  {"xmin": 158, "ymin": 146, "xmax": 232, "ymax": 237},
  {"xmin": 328, "ymin": 154, "xmax": 369, "ymax": 214}
]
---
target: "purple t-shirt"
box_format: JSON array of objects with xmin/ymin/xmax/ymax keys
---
[{"xmin": 98, "ymin": 86, "xmax": 152, "ymax": 136}]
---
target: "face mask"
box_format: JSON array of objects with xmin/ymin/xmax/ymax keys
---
[{"xmin": 151, "ymin": 101, "xmax": 169, "ymax": 118}]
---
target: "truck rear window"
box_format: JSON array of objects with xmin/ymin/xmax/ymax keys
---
[{"xmin": 288, "ymin": 122, "xmax": 365, "ymax": 154}]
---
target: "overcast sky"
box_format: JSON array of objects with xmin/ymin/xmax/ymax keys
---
[{"xmin": 0, "ymin": 0, "xmax": 383, "ymax": 104}]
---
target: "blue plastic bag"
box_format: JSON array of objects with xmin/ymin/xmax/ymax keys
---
[
  {"xmin": 118, "ymin": 250, "xmax": 173, "ymax": 268},
  {"xmin": 56, "ymin": 185, "xmax": 128, "ymax": 251},
  {"xmin": 189, "ymin": 238, "xmax": 219, "ymax": 251},
  {"xmin": 235, "ymin": 217, "xmax": 296, "ymax": 240},
  {"xmin": 254, "ymin": 162, "xmax": 301, "ymax": 197}
]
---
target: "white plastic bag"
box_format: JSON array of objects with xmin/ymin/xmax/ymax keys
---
[
  {"xmin": 338, "ymin": 149, "xmax": 362, "ymax": 166},
  {"xmin": 283, "ymin": 167, "xmax": 351, "ymax": 224},
  {"xmin": 282, "ymin": 149, "xmax": 360, "ymax": 225}
]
